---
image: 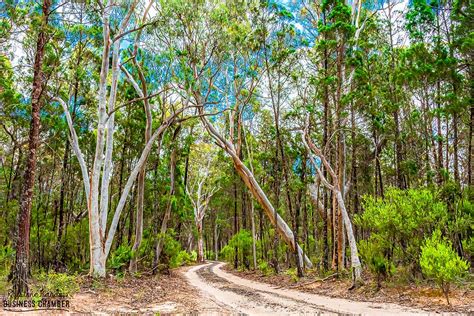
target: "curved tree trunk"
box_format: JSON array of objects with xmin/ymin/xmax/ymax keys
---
[
  {"xmin": 197, "ymin": 108, "xmax": 312, "ymax": 268},
  {"xmin": 303, "ymin": 125, "xmax": 362, "ymax": 283}
]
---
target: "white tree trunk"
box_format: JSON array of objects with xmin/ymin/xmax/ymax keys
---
[
  {"xmin": 197, "ymin": 108, "xmax": 313, "ymax": 268},
  {"xmin": 54, "ymin": 0, "xmax": 182, "ymax": 278},
  {"xmin": 335, "ymin": 190, "xmax": 361, "ymax": 280},
  {"xmin": 303, "ymin": 129, "xmax": 362, "ymax": 282},
  {"xmin": 185, "ymin": 157, "xmax": 216, "ymax": 264},
  {"xmin": 197, "ymin": 221, "xmax": 204, "ymax": 262}
]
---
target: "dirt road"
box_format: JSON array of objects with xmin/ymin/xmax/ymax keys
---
[{"xmin": 184, "ymin": 261, "xmax": 433, "ymax": 316}]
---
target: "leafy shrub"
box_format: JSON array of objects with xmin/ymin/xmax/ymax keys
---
[
  {"xmin": 162, "ymin": 231, "xmax": 182, "ymax": 267},
  {"xmin": 356, "ymin": 188, "xmax": 448, "ymax": 269},
  {"xmin": 161, "ymin": 230, "xmax": 196, "ymax": 268},
  {"xmin": 170, "ymin": 250, "xmax": 196, "ymax": 268},
  {"xmin": 258, "ymin": 260, "xmax": 273, "ymax": 276},
  {"xmin": 420, "ymin": 230, "xmax": 469, "ymax": 305},
  {"xmin": 359, "ymin": 240, "xmax": 394, "ymax": 289},
  {"xmin": 189, "ymin": 250, "xmax": 198, "ymax": 262},
  {"xmin": 108, "ymin": 244, "xmax": 133, "ymax": 273},
  {"xmin": 441, "ymin": 184, "xmax": 474, "ymax": 263},
  {"xmin": 220, "ymin": 229, "xmax": 253, "ymax": 267},
  {"xmin": 0, "ymin": 246, "xmax": 14, "ymax": 276},
  {"xmin": 284, "ymin": 268, "xmax": 299, "ymax": 283},
  {"xmin": 35, "ymin": 272, "xmax": 79, "ymax": 297}
]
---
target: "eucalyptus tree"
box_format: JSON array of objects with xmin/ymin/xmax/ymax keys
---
[
  {"xmin": 293, "ymin": 0, "xmax": 369, "ymax": 282},
  {"xmin": 11, "ymin": 0, "xmax": 52, "ymax": 296},
  {"xmin": 53, "ymin": 0, "xmax": 189, "ymax": 277},
  {"xmin": 259, "ymin": 2, "xmax": 308, "ymax": 274},
  {"xmin": 185, "ymin": 143, "xmax": 219, "ymax": 262},
  {"xmin": 156, "ymin": 0, "xmax": 313, "ymax": 267}
]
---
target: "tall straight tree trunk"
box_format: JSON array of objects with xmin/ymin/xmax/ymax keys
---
[
  {"xmin": 55, "ymin": 52, "xmax": 81, "ymax": 269},
  {"xmin": 129, "ymin": 165, "xmax": 146, "ymax": 273},
  {"xmin": 387, "ymin": 2, "xmax": 405, "ymax": 189},
  {"xmin": 244, "ymin": 125, "xmax": 258, "ymax": 269},
  {"xmin": 129, "ymin": 55, "xmax": 153, "ymax": 273},
  {"xmin": 250, "ymin": 199, "xmax": 257, "ymax": 269},
  {"xmin": 11, "ymin": 0, "xmax": 51, "ymax": 296},
  {"xmin": 435, "ymin": 2, "xmax": 444, "ymax": 184},
  {"xmin": 335, "ymin": 32, "xmax": 345, "ymax": 272},
  {"xmin": 276, "ymin": 119, "xmax": 303, "ymax": 275},
  {"xmin": 233, "ymin": 175, "xmax": 239, "ymax": 269},
  {"xmin": 154, "ymin": 137, "xmax": 177, "ymax": 267},
  {"xmin": 214, "ymin": 210, "xmax": 219, "ymax": 261},
  {"xmin": 469, "ymin": 70, "xmax": 474, "ymax": 186},
  {"xmin": 436, "ymin": 82, "xmax": 444, "ymax": 183},
  {"xmin": 322, "ymin": 24, "xmax": 331, "ymax": 269},
  {"xmin": 453, "ymin": 112, "xmax": 460, "ymax": 183},
  {"xmin": 54, "ymin": 137, "xmax": 69, "ymax": 268},
  {"xmin": 393, "ymin": 112, "xmax": 405, "ymax": 188},
  {"xmin": 197, "ymin": 221, "xmax": 204, "ymax": 262},
  {"xmin": 350, "ymin": 104, "xmax": 360, "ymax": 239}
]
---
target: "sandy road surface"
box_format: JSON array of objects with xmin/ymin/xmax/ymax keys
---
[{"xmin": 184, "ymin": 261, "xmax": 441, "ymax": 316}]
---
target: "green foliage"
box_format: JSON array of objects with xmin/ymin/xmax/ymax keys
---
[
  {"xmin": 406, "ymin": 0, "xmax": 435, "ymax": 40},
  {"xmin": 0, "ymin": 0, "xmax": 472, "ymax": 294},
  {"xmin": 161, "ymin": 230, "xmax": 196, "ymax": 268},
  {"xmin": 420, "ymin": 230, "xmax": 469, "ymax": 303},
  {"xmin": 170, "ymin": 250, "xmax": 196, "ymax": 268},
  {"xmin": 358, "ymin": 240, "xmax": 394, "ymax": 288},
  {"xmin": 34, "ymin": 272, "xmax": 79, "ymax": 297},
  {"xmin": 108, "ymin": 245, "xmax": 133, "ymax": 273},
  {"xmin": 0, "ymin": 246, "xmax": 14, "ymax": 276},
  {"xmin": 356, "ymin": 188, "xmax": 448, "ymax": 269},
  {"xmin": 220, "ymin": 229, "xmax": 253, "ymax": 267},
  {"xmin": 257, "ymin": 260, "xmax": 273, "ymax": 276},
  {"xmin": 357, "ymin": 185, "xmax": 472, "ymax": 289},
  {"xmin": 284, "ymin": 268, "xmax": 299, "ymax": 283}
]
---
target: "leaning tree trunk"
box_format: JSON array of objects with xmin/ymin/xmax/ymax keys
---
[
  {"xmin": 303, "ymin": 129, "xmax": 362, "ymax": 284},
  {"xmin": 197, "ymin": 109, "xmax": 312, "ymax": 268},
  {"xmin": 11, "ymin": 0, "xmax": 51, "ymax": 297}
]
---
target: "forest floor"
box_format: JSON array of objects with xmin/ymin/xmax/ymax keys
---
[
  {"xmin": 1, "ymin": 262, "xmax": 472, "ymax": 315},
  {"xmin": 1, "ymin": 265, "xmax": 229, "ymax": 315},
  {"xmin": 224, "ymin": 262, "xmax": 474, "ymax": 315}
]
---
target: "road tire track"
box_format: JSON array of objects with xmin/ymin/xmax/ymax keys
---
[{"xmin": 185, "ymin": 262, "xmax": 433, "ymax": 315}]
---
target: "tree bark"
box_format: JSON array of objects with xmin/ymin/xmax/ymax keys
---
[
  {"xmin": 303, "ymin": 125, "xmax": 361, "ymax": 283},
  {"xmin": 11, "ymin": 0, "xmax": 51, "ymax": 296}
]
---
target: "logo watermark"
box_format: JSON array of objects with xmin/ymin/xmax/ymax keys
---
[{"xmin": 2, "ymin": 293, "xmax": 70, "ymax": 311}]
